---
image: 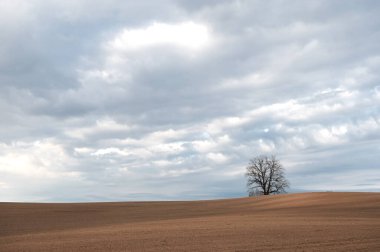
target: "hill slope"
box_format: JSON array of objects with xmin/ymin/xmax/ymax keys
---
[{"xmin": 1, "ymin": 192, "xmax": 380, "ymax": 251}]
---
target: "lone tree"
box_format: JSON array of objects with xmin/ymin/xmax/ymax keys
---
[{"xmin": 246, "ymin": 155, "xmax": 289, "ymax": 196}]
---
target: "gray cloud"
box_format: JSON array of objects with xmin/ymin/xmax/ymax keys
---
[{"xmin": 0, "ymin": 0, "xmax": 380, "ymax": 202}]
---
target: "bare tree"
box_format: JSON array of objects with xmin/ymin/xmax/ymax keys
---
[{"xmin": 246, "ymin": 155, "xmax": 289, "ymax": 196}]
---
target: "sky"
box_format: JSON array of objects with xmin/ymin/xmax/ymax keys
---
[{"xmin": 1, "ymin": 0, "xmax": 380, "ymax": 202}]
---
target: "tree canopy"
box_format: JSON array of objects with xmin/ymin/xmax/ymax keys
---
[{"xmin": 246, "ymin": 155, "xmax": 289, "ymax": 196}]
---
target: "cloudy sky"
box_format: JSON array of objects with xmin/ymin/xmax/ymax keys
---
[{"xmin": 1, "ymin": 0, "xmax": 379, "ymax": 202}]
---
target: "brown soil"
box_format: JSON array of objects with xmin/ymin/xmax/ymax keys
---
[{"xmin": 1, "ymin": 192, "xmax": 380, "ymax": 251}]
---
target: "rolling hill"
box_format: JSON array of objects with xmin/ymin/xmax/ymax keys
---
[{"xmin": 1, "ymin": 192, "xmax": 380, "ymax": 251}]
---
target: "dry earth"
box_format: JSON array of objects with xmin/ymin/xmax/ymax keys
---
[{"xmin": 1, "ymin": 192, "xmax": 380, "ymax": 251}]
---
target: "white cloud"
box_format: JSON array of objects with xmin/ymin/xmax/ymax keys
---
[
  {"xmin": 192, "ymin": 139, "xmax": 217, "ymax": 153},
  {"xmin": 312, "ymin": 127, "xmax": 346, "ymax": 145},
  {"xmin": 207, "ymin": 152, "xmax": 228, "ymax": 163},
  {"xmin": 257, "ymin": 139, "xmax": 276, "ymax": 153},
  {"xmin": 109, "ymin": 21, "xmax": 211, "ymax": 51},
  {"xmin": 0, "ymin": 140, "xmax": 80, "ymax": 179},
  {"xmin": 91, "ymin": 147, "xmax": 128, "ymax": 156},
  {"xmin": 146, "ymin": 128, "xmax": 188, "ymax": 142},
  {"xmin": 149, "ymin": 142, "xmax": 185, "ymax": 154},
  {"xmin": 159, "ymin": 167, "xmax": 207, "ymax": 178}
]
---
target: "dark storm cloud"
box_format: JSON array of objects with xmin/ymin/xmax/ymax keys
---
[{"xmin": 0, "ymin": 0, "xmax": 379, "ymax": 201}]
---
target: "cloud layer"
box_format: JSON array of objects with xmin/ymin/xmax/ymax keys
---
[{"xmin": 1, "ymin": 0, "xmax": 380, "ymax": 201}]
